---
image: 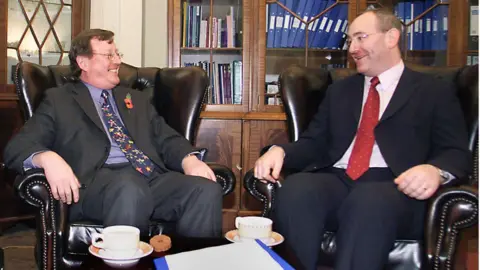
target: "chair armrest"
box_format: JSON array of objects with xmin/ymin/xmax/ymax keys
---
[
  {"xmin": 243, "ymin": 169, "xmax": 281, "ymax": 217},
  {"xmin": 424, "ymin": 185, "xmax": 478, "ymax": 269},
  {"xmin": 196, "ymin": 148, "xmax": 235, "ymax": 196},
  {"xmin": 208, "ymin": 163, "xmax": 236, "ymax": 196},
  {"xmin": 14, "ymin": 168, "xmax": 68, "ymax": 270}
]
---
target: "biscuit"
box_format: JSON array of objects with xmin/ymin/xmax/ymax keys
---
[{"xmin": 149, "ymin": 234, "xmax": 172, "ymax": 252}]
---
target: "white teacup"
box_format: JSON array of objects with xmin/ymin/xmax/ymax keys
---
[
  {"xmin": 235, "ymin": 216, "xmax": 273, "ymax": 240},
  {"xmin": 91, "ymin": 225, "xmax": 140, "ymax": 259}
]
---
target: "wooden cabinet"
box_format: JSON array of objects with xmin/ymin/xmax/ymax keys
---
[{"xmin": 169, "ymin": 0, "xmax": 477, "ymax": 229}]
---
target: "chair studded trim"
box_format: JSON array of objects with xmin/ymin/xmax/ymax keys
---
[
  {"xmin": 433, "ymin": 197, "xmax": 478, "ymax": 270},
  {"xmin": 25, "ymin": 180, "xmax": 57, "ymax": 270}
]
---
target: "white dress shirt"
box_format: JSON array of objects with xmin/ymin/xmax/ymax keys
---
[{"xmin": 334, "ymin": 61, "xmax": 405, "ymax": 169}]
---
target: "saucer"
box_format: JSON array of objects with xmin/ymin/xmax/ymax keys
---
[
  {"xmin": 89, "ymin": 241, "xmax": 153, "ymax": 269},
  {"xmin": 225, "ymin": 230, "xmax": 284, "ymax": 247}
]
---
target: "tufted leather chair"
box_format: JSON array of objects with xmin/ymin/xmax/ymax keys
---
[
  {"xmin": 244, "ymin": 64, "xmax": 478, "ymax": 270},
  {"xmin": 12, "ymin": 61, "xmax": 236, "ymax": 269}
]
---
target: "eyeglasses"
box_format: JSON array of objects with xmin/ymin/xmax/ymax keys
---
[
  {"xmin": 92, "ymin": 51, "xmax": 124, "ymax": 61},
  {"xmin": 345, "ymin": 32, "xmax": 381, "ymax": 48}
]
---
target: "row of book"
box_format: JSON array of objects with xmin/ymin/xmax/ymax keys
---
[
  {"xmin": 398, "ymin": 1, "xmax": 448, "ymax": 51},
  {"xmin": 266, "ymin": 0, "xmax": 348, "ymax": 50},
  {"xmin": 184, "ymin": 61, "xmax": 243, "ymax": 105},
  {"xmin": 182, "ymin": 4, "xmax": 238, "ymax": 48}
]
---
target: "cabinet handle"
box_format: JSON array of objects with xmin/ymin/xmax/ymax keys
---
[{"xmin": 236, "ymin": 164, "xmax": 242, "ymax": 171}]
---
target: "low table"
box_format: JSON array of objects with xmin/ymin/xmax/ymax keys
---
[{"xmin": 78, "ymin": 235, "xmax": 300, "ymax": 269}]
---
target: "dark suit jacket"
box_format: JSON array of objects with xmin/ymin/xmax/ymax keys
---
[
  {"xmin": 4, "ymin": 82, "xmax": 196, "ymax": 188},
  {"xmin": 281, "ymin": 67, "xmax": 471, "ymax": 179}
]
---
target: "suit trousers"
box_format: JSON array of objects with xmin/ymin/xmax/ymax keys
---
[
  {"xmin": 70, "ymin": 164, "xmax": 223, "ymax": 237},
  {"xmin": 272, "ymin": 167, "xmax": 426, "ymax": 270}
]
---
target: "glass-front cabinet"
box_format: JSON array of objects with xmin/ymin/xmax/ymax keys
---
[
  {"xmin": 170, "ymin": 0, "xmax": 248, "ymax": 114},
  {"xmin": 7, "ymin": 0, "xmax": 73, "ymax": 84}
]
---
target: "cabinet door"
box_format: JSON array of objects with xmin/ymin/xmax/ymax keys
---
[
  {"xmin": 361, "ymin": 0, "xmax": 470, "ymax": 66},
  {"xmin": 253, "ymin": 0, "xmax": 353, "ymax": 113},
  {"xmin": 194, "ymin": 119, "xmax": 242, "ymax": 210},
  {"xmin": 241, "ymin": 120, "xmax": 288, "ymax": 212},
  {"xmin": 6, "ymin": 0, "xmax": 86, "ymax": 86},
  {"xmin": 169, "ymin": 0, "xmax": 251, "ymax": 114}
]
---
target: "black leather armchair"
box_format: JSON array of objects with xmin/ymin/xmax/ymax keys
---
[
  {"xmin": 244, "ymin": 64, "xmax": 478, "ymax": 270},
  {"xmin": 12, "ymin": 61, "xmax": 236, "ymax": 269}
]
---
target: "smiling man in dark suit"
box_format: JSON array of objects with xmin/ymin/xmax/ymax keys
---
[
  {"xmin": 4, "ymin": 29, "xmax": 223, "ymax": 237},
  {"xmin": 253, "ymin": 8, "xmax": 470, "ymax": 270}
]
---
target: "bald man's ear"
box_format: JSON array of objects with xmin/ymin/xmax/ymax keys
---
[
  {"xmin": 385, "ymin": 28, "xmax": 401, "ymax": 49},
  {"xmin": 76, "ymin": 55, "xmax": 89, "ymax": 71}
]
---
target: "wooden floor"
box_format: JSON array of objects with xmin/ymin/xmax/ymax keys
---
[{"xmin": 456, "ymin": 225, "xmax": 478, "ymax": 270}]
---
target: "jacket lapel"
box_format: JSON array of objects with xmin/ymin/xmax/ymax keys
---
[
  {"xmin": 350, "ymin": 74, "xmax": 365, "ymax": 124},
  {"xmin": 71, "ymin": 82, "xmax": 105, "ymax": 133},
  {"xmin": 112, "ymin": 86, "xmax": 137, "ymax": 139},
  {"xmin": 379, "ymin": 67, "xmax": 418, "ymax": 123}
]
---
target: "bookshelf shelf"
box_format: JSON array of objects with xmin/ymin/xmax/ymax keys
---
[{"xmin": 181, "ymin": 47, "xmax": 243, "ymax": 51}]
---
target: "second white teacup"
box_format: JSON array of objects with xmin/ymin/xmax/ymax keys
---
[
  {"xmin": 235, "ymin": 216, "xmax": 272, "ymax": 240},
  {"xmin": 91, "ymin": 225, "xmax": 140, "ymax": 259}
]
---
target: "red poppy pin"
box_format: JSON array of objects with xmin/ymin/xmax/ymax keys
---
[{"xmin": 124, "ymin": 93, "xmax": 133, "ymax": 110}]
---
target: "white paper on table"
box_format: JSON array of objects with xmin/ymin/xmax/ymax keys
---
[{"xmin": 155, "ymin": 240, "xmax": 286, "ymax": 270}]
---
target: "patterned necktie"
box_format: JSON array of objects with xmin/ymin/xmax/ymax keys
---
[
  {"xmin": 100, "ymin": 90, "xmax": 154, "ymax": 176},
  {"xmin": 346, "ymin": 77, "xmax": 380, "ymax": 180}
]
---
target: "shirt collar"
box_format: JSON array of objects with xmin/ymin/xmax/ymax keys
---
[
  {"xmin": 365, "ymin": 60, "xmax": 405, "ymax": 91},
  {"xmin": 83, "ymin": 81, "xmax": 111, "ymax": 104}
]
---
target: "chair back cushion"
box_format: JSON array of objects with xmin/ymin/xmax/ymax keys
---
[
  {"xmin": 13, "ymin": 62, "xmax": 209, "ymax": 142},
  {"xmin": 153, "ymin": 67, "xmax": 208, "ymax": 142},
  {"xmin": 279, "ymin": 66, "xmax": 331, "ymax": 141}
]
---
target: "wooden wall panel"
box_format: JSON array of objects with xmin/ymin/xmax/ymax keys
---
[
  {"xmin": 241, "ymin": 120, "xmax": 288, "ymax": 211},
  {"xmin": 194, "ymin": 119, "xmax": 242, "ymax": 211}
]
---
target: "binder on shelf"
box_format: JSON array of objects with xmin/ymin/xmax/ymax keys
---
[
  {"xmin": 325, "ymin": 3, "xmax": 347, "ymax": 49},
  {"xmin": 439, "ymin": 3, "xmax": 448, "ymax": 50},
  {"xmin": 307, "ymin": 0, "xmax": 328, "ymax": 48},
  {"xmin": 267, "ymin": 3, "xmax": 277, "ymax": 48},
  {"xmin": 274, "ymin": 0, "xmax": 285, "ymax": 47},
  {"xmin": 404, "ymin": 2, "xmax": 412, "ymax": 50},
  {"xmin": 287, "ymin": 0, "xmax": 307, "ymax": 47},
  {"xmin": 281, "ymin": 0, "xmax": 295, "ymax": 48},
  {"xmin": 319, "ymin": 1, "xmax": 340, "ymax": 49},
  {"xmin": 431, "ymin": 4, "xmax": 439, "ymax": 50},
  {"xmin": 423, "ymin": 0, "xmax": 432, "ymax": 50},
  {"xmin": 294, "ymin": 0, "xmax": 315, "ymax": 48},
  {"xmin": 311, "ymin": 0, "xmax": 336, "ymax": 48},
  {"xmin": 412, "ymin": 0, "xmax": 424, "ymax": 50}
]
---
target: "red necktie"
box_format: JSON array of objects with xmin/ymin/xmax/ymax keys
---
[{"xmin": 346, "ymin": 77, "xmax": 380, "ymax": 180}]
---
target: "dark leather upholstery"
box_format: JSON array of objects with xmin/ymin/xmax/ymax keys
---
[
  {"xmin": 12, "ymin": 61, "xmax": 236, "ymax": 269},
  {"xmin": 244, "ymin": 64, "xmax": 479, "ymax": 270}
]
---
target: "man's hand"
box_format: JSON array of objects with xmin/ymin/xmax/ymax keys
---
[
  {"xmin": 32, "ymin": 151, "xmax": 81, "ymax": 204},
  {"xmin": 253, "ymin": 146, "xmax": 285, "ymax": 183},
  {"xmin": 394, "ymin": 164, "xmax": 442, "ymax": 200},
  {"xmin": 182, "ymin": 155, "xmax": 216, "ymax": 181}
]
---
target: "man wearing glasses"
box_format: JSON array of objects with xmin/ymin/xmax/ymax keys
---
[
  {"xmin": 254, "ymin": 8, "xmax": 470, "ymax": 270},
  {"xmin": 4, "ymin": 29, "xmax": 223, "ymax": 237}
]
